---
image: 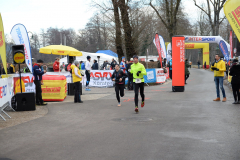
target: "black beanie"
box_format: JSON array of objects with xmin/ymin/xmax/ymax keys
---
[{"xmin": 37, "ymin": 59, "xmax": 43, "ymax": 63}]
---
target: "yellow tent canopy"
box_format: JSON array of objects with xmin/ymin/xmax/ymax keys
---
[{"xmin": 39, "ymin": 45, "xmax": 82, "ymax": 56}]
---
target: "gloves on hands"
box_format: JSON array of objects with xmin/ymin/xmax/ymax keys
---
[
  {"xmin": 137, "ymin": 71, "xmax": 141, "ymax": 76},
  {"xmin": 216, "ymin": 68, "xmax": 219, "ymax": 71}
]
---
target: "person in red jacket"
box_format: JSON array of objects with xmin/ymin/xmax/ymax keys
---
[{"xmin": 53, "ymin": 57, "xmax": 60, "ymax": 72}]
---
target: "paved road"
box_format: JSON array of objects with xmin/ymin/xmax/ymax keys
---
[{"xmin": 1, "ymin": 69, "xmax": 240, "ymax": 160}]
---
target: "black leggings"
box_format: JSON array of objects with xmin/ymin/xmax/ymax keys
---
[
  {"xmin": 115, "ymin": 84, "xmax": 125, "ymax": 103},
  {"xmin": 185, "ymin": 75, "xmax": 189, "ymax": 82},
  {"xmin": 74, "ymin": 82, "xmax": 81, "ymax": 102},
  {"xmin": 232, "ymin": 84, "xmax": 240, "ymax": 102},
  {"xmin": 133, "ymin": 82, "xmax": 145, "ymax": 107},
  {"xmin": 85, "ymin": 70, "xmax": 90, "ymax": 87}
]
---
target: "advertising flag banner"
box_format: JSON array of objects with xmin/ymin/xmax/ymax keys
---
[
  {"xmin": 230, "ymin": 30, "xmax": 233, "ymax": 58},
  {"xmin": 10, "ymin": 24, "xmax": 33, "ymax": 73},
  {"xmin": 219, "ymin": 40, "xmax": 230, "ymax": 62},
  {"xmin": 0, "ymin": 13, "xmax": 7, "ymax": 75},
  {"xmin": 154, "ymin": 34, "xmax": 162, "ymax": 68},
  {"xmin": 224, "ymin": 0, "xmax": 240, "ymax": 41}
]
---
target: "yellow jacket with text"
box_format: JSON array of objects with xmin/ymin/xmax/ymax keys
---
[
  {"xmin": 71, "ymin": 64, "xmax": 82, "ymax": 82},
  {"xmin": 211, "ymin": 60, "xmax": 226, "ymax": 77}
]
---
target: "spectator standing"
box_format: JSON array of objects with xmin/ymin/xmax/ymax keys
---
[
  {"xmin": 85, "ymin": 56, "xmax": 91, "ymax": 91},
  {"xmin": 92, "ymin": 60, "xmax": 98, "ymax": 70},
  {"xmin": 185, "ymin": 59, "xmax": 190, "ymax": 84},
  {"xmin": 189, "ymin": 61, "xmax": 192, "ymax": 69},
  {"xmin": 229, "ymin": 59, "xmax": 240, "ymax": 104},
  {"xmin": 111, "ymin": 58, "xmax": 117, "ymax": 70},
  {"xmin": 162, "ymin": 58, "xmax": 167, "ymax": 67},
  {"xmin": 71, "ymin": 60, "xmax": 83, "ymax": 103},
  {"xmin": 127, "ymin": 58, "xmax": 134, "ymax": 90},
  {"xmin": 197, "ymin": 60, "xmax": 200, "ymax": 69},
  {"xmin": 81, "ymin": 61, "xmax": 85, "ymax": 70},
  {"xmin": 120, "ymin": 57, "xmax": 126, "ymax": 73},
  {"xmin": 168, "ymin": 59, "xmax": 172, "ymax": 79},
  {"xmin": 33, "ymin": 59, "xmax": 47, "ymax": 105},
  {"xmin": 53, "ymin": 58, "xmax": 60, "ymax": 72},
  {"xmin": 211, "ymin": 54, "xmax": 227, "ymax": 102}
]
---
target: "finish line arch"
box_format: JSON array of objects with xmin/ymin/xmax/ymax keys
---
[{"xmin": 185, "ymin": 43, "xmax": 210, "ymax": 69}]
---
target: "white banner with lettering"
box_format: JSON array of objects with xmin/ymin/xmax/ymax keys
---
[
  {"xmin": 83, "ymin": 70, "xmax": 114, "ymax": 88},
  {"xmin": 0, "ymin": 78, "xmax": 13, "ymax": 107}
]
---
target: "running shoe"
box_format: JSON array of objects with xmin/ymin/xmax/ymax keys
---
[
  {"xmin": 135, "ymin": 107, "xmax": 139, "ymax": 113},
  {"xmin": 141, "ymin": 101, "xmax": 145, "ymax": 108},
  {"xmin": 85, "ymin": 88, "xmax": 91, "ymax": 91},
  {"xmin": 118, "ymin": 103, "xmax": 121, "ymax": 107}
]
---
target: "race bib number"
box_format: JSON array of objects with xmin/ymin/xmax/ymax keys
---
[{"xmin": 135, "ymin": 78, "xmax": 141, "ymax": 83}]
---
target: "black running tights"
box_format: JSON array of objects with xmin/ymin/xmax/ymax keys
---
[
  {"xmin": 115, "ymin": 84, "xmax": 125, "ymax": 103},
  {"xmin": 133, "ymin": 82, "xmax": 145, "ymax": 107}
]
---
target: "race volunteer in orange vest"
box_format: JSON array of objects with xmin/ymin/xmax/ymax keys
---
[{"xmin": 71, "ymin": 60, "xmax": 83, "ymax": 103}]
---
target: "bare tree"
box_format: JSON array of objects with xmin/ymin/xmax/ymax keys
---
[
  {"xmin": 193, "ymin": 0, "xmax": 226, "ymax": 36},
  {"xmin": 149, "ymin": 0, "xmax": 182, "ymax": 41}
]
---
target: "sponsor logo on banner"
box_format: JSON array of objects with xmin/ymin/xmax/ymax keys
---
[
  {"xmin": 13, "ymin": 74, "xmax": 35, "ymax": 93},
  {"xmin": 89, "ymin": 70, "xmax": 114, "ymax": 87},
  {"xmin": 185, "ymin": 44, "xmax": 195, "ymax": 48},
  {"xmin": 219, "ymin": 40, "xmax": 229, "ymax": 62},
  {"xmin": 11, "ymin": 24, "xmax": 33, "ymax": 72},
  {"xmin": 185, "ymin": 37, "xmax": 216, "ymax": 42},
  {"xmin": 0, "ymin": 31, "xmax": 3, "ymax": 47},
  {"xmin": 232, "ymin": 6, "xmax": 240, "ymax": 26},
  {"xmin": 0, "ymin": 84, "xmax": 7, "ymax": 98},
  {"xmin": 14, "ymin": 52, "xmax": 25, "ymax": 63},
  {"xmin": 147, "ymin": 71, "xmax": 154, "ymax": 80},
  {"xmin": 144, "ymin": 69, "xmax": 156, "ymax": 83},
  {"xmin": 156, "ymin": 68, "xmax": 166, "ymax": 83},
  {"xmin": 42, "ymin": 87, "xmax": 61, "ymax": 95}
]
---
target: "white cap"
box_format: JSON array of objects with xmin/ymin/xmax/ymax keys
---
[{"xmin": 130, "ymin": 58, "xmax": 133, "ymax": 61}]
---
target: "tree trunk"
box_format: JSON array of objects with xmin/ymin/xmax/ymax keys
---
[
  {"xmin": 118, "ymin": 0, "xmax": 136, "ymax": 59},
  {"xmin": 112, "ymin": 0, "xmax": 124, "ymax": 62}
]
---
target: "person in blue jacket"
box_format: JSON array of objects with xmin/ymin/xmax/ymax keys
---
[
  {"xmin": 33, "ymin": 59, "xmax": 47, "ymax": 105},
  {"xmin": 81, "ymin": 62, "xmax": 85, "ymax": 70}
]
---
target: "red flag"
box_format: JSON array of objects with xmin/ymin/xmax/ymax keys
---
[{"xmin": 155, "ymin": 33, "xmax": 162, "ymax": 68}]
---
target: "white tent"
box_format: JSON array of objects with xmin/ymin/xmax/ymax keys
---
[{"xmin": 59, "ymin": 51, "xmax": 118, "ymax": 66}]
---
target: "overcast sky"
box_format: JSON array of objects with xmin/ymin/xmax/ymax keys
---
[{"xmin": 0, "ymin": 0, "xmax": 201, "ymax": 35}]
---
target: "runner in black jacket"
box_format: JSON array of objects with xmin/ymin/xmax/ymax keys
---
[{"xmin": 111, "ymin": 64, "xmax": 127, "ymax": 106}]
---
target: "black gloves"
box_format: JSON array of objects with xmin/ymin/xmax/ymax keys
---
[
  {"xmin": 216, "ymin": 68, "xmax": 219, "ymax": 71},
  {"xmin": 137, "ymin": 71, "xmax": 141, "ymax": 76}
]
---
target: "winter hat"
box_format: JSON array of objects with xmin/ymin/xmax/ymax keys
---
[{"xmin": 37, "ymin": 59, "xmax": 43, "ymax": 63}]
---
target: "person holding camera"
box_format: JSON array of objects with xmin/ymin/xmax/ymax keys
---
[
  {"xmin": 111, "ymin": 64, "xmax": 127, "ymax": 107},
  {"xmin": 211, "ymin": 54, "xmax": 227, "ymax": 102}
]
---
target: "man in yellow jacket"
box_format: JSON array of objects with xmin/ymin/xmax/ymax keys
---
[
  {"xmin": 130, "ymin": 55, "xmax": 147, "ymax": 113},
  {"xmin": 211, "ymin": 54, "xmax": 227, "ymax": 102},
  {"xmin": 71, "ymin": 60, "xmax": 83, "ymax": 103}
]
